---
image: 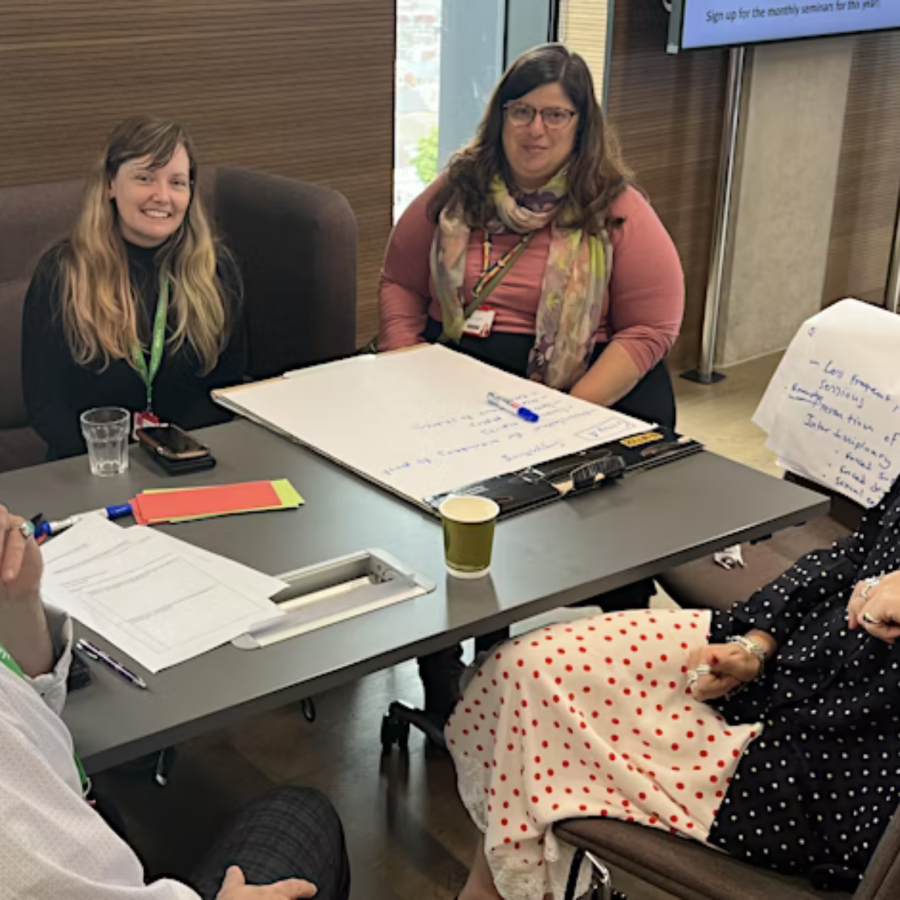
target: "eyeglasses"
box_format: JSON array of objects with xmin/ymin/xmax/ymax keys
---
[{"xmin": 504, "ymin": 102, "xmax": 577, "ymax": 130}]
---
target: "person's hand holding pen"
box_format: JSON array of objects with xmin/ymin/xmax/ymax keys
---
[{"xmin": 0, "ymin": 504, "xmax": 53, "ymax": 677}]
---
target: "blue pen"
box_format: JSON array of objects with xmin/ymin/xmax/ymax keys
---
[
  {"xmin": 487, "ymin": 392, "xmax": 540, "ymax": 423},
  {"xmin": 34, "ymin": 503, "xmax": 132, "ymax": 539},
  {"xmin": 102, "ymin": 503, "xmax": 133, "ymax": 520},
  {"xmin": 35, "ymin": 516, "xmax": 79, "ymax": 539},
  {"xmin": 76, "ymin": 639, "xmax": 147, "ymax": 689}
]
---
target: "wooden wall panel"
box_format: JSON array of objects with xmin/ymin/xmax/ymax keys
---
[
  {"xmin": 0, "ymin": 0, "xmax": 394, "ymax": 341},
  {"xmin": 606, "ymin": 1, "xmax": 729, "ymax": 371},
  {"xmin": 824, "ymin": 30, "xmax": 900, "ymax": 307}
]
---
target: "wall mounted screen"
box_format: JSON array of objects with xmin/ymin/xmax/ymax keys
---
[{"xmin": 668, "ymin": 0, "xmax": 900, "ymax": 52}]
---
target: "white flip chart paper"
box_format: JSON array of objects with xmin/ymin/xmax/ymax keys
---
[
  {"xmin": 214, "ymin": 346, "xmax": 652, "ymax": 507},
  {"xmin": 753, "ymin": 299, "xmax": 900, "ymax": 508}
]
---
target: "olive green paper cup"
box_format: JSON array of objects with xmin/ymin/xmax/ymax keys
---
[{"xmin": 439, "ymin": 495, "xmax": 500, "ymax": 579}]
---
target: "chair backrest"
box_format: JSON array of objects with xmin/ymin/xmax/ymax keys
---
[
  {"xmin": 855, "ymin": 802, "xmax": 900, "ymax": 899},
  {"xmin": 0, "ymin": 167, "xmax": 358, "ymax": 472},
  {"xmin": 199, "ymin": 167, "xmax": 358, "ymax": 380},
  {"xmin": 0, "ymin": 179, "xmax": 84, "ymax": 434}
]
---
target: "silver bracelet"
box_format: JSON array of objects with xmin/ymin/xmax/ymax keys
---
[{"xmin": 727, "ymin": 635, "xmax": 768, "ymax": 678}]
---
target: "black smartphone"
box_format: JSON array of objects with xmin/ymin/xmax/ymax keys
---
[
  {"xmin": 137, "ymin": 424, "xmax": 209, "ymax": 460},
  {"xmin": 136, "ymin": 424, "xmax": 216, "ymax": 474}
]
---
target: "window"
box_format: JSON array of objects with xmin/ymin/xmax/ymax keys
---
[
  {"xmin": 394, "ymin": 0, "xmax": 442, "ymax": 218},
  {"xmin": 557, "ymin": 0, "xmax": 613, "ymax": 108}
]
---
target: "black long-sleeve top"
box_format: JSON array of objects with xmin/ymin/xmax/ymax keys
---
[
  {"xmin": 707, "ymin": 475, "xmax": 900, "ymax": 885},
  {"xmin": 22, "ymin": 240, "xmax": 246, "ymax": 460}
]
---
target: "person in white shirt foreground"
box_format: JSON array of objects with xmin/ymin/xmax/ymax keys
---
[{"xmin": 0, "ymin": 503, "xmax": 350, "ymax": 900}]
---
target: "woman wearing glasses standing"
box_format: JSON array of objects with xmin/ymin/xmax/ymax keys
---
[
  {"xmin": 379, "ymin": 43, "xmax": 683, "ymax": 424},
  {"xmin": 22, "ymin": 117, "xmax": 245, "ymax": 461},
  {"xmin": 378, "ymin": 44, "xmax": 685, "ymax": 726}
]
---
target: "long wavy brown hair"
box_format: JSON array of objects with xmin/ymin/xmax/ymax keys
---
[
  {"xmin": 429, "ymin": 44, "xmax": 631, "ymax": 235},
  {"xmin": 59, "ymin": 117, "xmax": 228, "ymax": 372}
]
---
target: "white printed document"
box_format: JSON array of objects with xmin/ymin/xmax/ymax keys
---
[
  {"xmin": 41, "ymin": 516, "xmax": 286, "ymax": 673},
  {"xmin": 754, "ymin": 299, "xmax": 900, "ymax": 508},
  {"xmin": 214, "ymin": 345, "xmax": 652, "ymax": 508}
]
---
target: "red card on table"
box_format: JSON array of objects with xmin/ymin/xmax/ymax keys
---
[{"xmin": 133, "ymin": 480, "xmax": 288, "ymax": 524}]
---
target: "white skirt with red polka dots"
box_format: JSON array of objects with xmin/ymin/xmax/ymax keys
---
[{"xmin": 446, "ymin": 608, "xmax": 763, "ymax": 900}]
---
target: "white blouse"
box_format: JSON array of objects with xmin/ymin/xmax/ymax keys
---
[{"xmin": 0, "ymin": 610, "xmax": 198, "ymax": 899}]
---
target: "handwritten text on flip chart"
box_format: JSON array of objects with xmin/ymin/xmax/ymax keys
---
[
  {"xmin": 755, "ymin": 300, "xmax": 900, "ymax": 508},
  {"xmin": 786, "ymin": 359, "xmax": 899, "ymax": 506},
  {"xmin": 221, "ymin": 347, "xmax": 652, "ymax": 505}
]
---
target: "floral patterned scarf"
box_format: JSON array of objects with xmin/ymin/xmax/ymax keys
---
[{"xmin": 430, "ymin": 171, "xmax": 611, "ymax": 390}]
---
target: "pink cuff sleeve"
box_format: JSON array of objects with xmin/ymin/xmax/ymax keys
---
[
  {"xmin": 377, "ymin": 179, "xmax": 444, "ymax": 351},
  {"xmin": 607, "ymin": 189, "xmax": 685, "ymax": 375}
]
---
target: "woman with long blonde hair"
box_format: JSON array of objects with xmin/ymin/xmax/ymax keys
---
[{"xmin": 22, "ymin": 117, "xmax": 244, "ymax": 460}]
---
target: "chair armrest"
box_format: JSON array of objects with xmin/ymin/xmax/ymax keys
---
[{"xmin": 855, "ymin": 806, "xmax": 900, "ymax": 899}]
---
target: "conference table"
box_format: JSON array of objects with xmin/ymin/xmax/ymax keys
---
[{"xmin": 0, "ymin": 419, "xmax": 828, "ymax": 773}]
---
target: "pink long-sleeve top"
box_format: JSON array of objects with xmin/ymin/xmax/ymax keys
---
[{"xmin": 378, "ymin": 178, "xmax": 685, "ymax": 376}]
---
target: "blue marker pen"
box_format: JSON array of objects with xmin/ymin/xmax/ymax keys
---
[
  {"xmin": 34, "ymin": 503, "xmax": 132, "ymax": 539},
  {"xmin": 487, "ymin": 392, "xmax": 540, "ymax": 423},
  {"xmin": 35, "ymin": 516, "xmax": 80, "ymax": 539},
  {"xmin": 102, "ymin": 503, "xmax": 133, "ymax": 521}
]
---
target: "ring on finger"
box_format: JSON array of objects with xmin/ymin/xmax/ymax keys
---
[
  {"xmin": 861, "ymin": 576, "xmax": 882, "ymax": 600},
  {"xmin": 16, "ymin": 520, "xmax": 35, "ymax": 539},
  {"xmin": 686, "ymin": 664, "xmax": 712, "ymax": 688},
  {"xmin": 862, "ymin": 611, "xmax": 884, "ymax": 627}
]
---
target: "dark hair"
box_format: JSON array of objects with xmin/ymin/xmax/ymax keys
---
[{"xmin": 429, "ymin": 44, "xmax": 630, "ymax": 235}]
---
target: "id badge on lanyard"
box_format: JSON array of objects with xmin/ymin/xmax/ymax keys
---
[
  {"xmin": 463, "ymin": 306, "xmax": 496, "ymax": 337},
  {"xmin": 131, "ymin": 276, "xmax": 170, "ymax": 438},
  {"xmin": 463, "ymin": 232, "xmax": 531, "ymax": 338}
]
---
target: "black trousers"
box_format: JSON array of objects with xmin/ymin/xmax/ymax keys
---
[
  {"xmin": 417, "ymin": 323, "xmax": 676, "ymax": 722},
  {"xmin": 189, "ymin": 787, "xmax": 351, "ymax": 900}
]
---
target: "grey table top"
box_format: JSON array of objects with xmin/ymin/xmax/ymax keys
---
[{"xmin": 0, "ymin": 420, "xmax": 829, "ymax": 772}]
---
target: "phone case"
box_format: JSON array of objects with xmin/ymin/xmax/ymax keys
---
[{"xmin": 141, "ymin": 443, "xmax": 217, "ymax": 475}]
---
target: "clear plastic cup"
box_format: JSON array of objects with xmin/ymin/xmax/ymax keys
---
[{"xmin": 80, "ymin": 407, "xmax": 130, "ymax": 476}]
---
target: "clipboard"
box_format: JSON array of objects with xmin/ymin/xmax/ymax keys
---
[{"xmin": 425, "ymin": 426, "xmax": 703, "ymax": 519}]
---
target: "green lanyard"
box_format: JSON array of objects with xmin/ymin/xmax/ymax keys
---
[
  {"xmin": 0, "ymin": 639, "xmax": 91, "ymax": 797},
  {"xmin": 131, "ymin": 276, "xmax": 170, "ymax": 413}
]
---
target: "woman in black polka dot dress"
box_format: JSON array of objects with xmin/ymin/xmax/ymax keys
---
[{"xmin": 448, "ymin": 476, "xmax": 900, "ymax": 900}]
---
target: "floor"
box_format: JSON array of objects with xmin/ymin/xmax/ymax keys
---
[{"xmin": 94, "ymin": 352, "xmax": 783, "ymax": 900}]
